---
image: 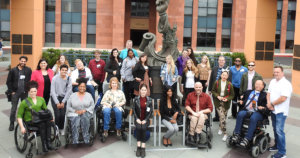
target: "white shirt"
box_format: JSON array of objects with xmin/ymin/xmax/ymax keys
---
[
  {"xmin": 185, "ymin": 71, "xmax": 195, "ymax": 88},
  {"xmin": 268, "ymin": 77, "xmax": 293, "ymax": 116},
  {"xmin": 220, "ymin": 80, "xmax": 227, "ymax": 97},
  {"xmin": 247, "ymin": 71, "xmax": 255, "ymax": 90}
]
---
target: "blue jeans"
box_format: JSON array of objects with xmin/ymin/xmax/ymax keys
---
[
  {"xmin": 69, "ymin": 112, "xmax": 92, "ymax": 144},
  {"xmin": 103, "ymin": 107, "xmax": 122, "ymax": 130},
  {"xmin": 271, "ymin": 113, "xmax": 287, "ymax": 155},
  {"xmin": 73, "ymin": 85, "xmax": 95, "ymax": 101},
  {"xmin": 234, "ymin": 110, "xmax": 264, "ymax": 140}
]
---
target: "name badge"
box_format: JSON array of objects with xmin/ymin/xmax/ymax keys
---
[
  {"xmin": 20, "ymin": 75, "xmax": 25, "ymax": 79},
  {"xmin": 147, "ymin": 107, "xmax": 150, "ymax": 112},
  {"xmin": 241, "ymin": 69, "xmax": 245, "ymax": 72},
  {"xmin": 97, "ymin": 64, "xmax": 101, "ymax": 68}
]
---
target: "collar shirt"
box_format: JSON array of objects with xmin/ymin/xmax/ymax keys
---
[
  {"xmin": 268, "ymin": 77, "xmax": 293, "ymax": 116},
  {"xmin": 185, "ymin": 91, "xmax": 213, "ymax": 113},
  {"xmin": 230, "ymin": 65, "xmax": 248, "ymax": 88},
  {"xmin": 247, "ymin": 71, "xmax": 255, "ymax": 90}
]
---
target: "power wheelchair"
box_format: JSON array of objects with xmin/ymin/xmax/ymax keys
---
[
  {"xmin": 14, "ymin": 121, "xmax": 61, "ymax": 158},
  {"xmin": 226, "ymin": 111, "xmax": 271, "ymax": 158}
]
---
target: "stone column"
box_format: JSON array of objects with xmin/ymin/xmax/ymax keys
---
[
  {"xmin": 191, "ymin": 0, "xmax": 199, "ymax": 50},
  {"xmin": 280, "ymin": 0, "xmax": 288, "ymax": 54},
  {"xmin": 124, "ymin": 0, "xmax": 131, "ymax": 46},
  {"xmin": 112, "ymin": 0, "xmax": 125, "ymax": 49},
  {"xmin": 81, "ymin": 0, "xmax": 87, "ymax": 48},
  {"xmin": 10, "ymin": 0, "xmax": 44, "ymax": 69},
  {"xmin": 244, "ymin": 0, "xmax": 277, "ymax": 78},
  {"xmin": 55, "ymin": 0, "xmax": 61, "ymax": 47},
  {"xmin": 291, "ymin": 1, "xmax": 300, "ymax": 95},
  {"xmin": 216, "ymin": 0, "xmax": 223, "ymax": 52},
  {"xmin": 96, "ymin": 0, "xmax": 113, "ymax": 48}
]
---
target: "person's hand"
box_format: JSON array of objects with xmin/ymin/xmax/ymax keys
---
[
  {"xmin": 131, "ymin": 66, "xmax": 135, "ymax": 69},
  {"xmin": 257, "ymin": 106, "xmax": 265, "ymax": 110},
  {"xmin": 239, "ymin": 100, "xmax": 243, "ymax": 105},
  {"xmin": 208, "ymin": 91, "xmax": 212, "ymax": 95},
  {"xmin": 198, "ymin": 111, "xmax": 204, "ymax": 115},
  {"xmin": 113, "ymin": 70, "xmax": 117, "ymax": 75},
  {"xmin": 193, "ymin": 112, "xmax": 200, "ymax": 117},
  {"xmin": 21, "ymin": 127, "xmax": 26, "ymax": 134},
  {"xmin": 217, "ymin": 96, "xmax": 223, "ymax": 101},
  {"xmin": 122, "ymin": 78, "xmax": 126, "ymax": 82},
  {"xmin": 240, "ymin": 95, "xmax": 244, "ymax": 99},
  {"xmin": 61, "ymin": 102, "xmax": 65, "ymax": 109},
  {"xmin": 205, "ymin": 82, "xmax": 208, "ymax": 87},
  {"xmin": 222, "ymin": 98, "xmax": 228, "ymax": 102},
  {"xmin": 267, "ymin": 103, "xmax": 274, "ymax": 111},
  {"xmin": 150, "ymin": 79, "xmax": 153, "ymax": 86},
  {"xmin": 170, "ymin": 119, "xmax": 176, "ymax": 124},
  {"xmin": 141, "ymin": 120, "xmax": 146, "ymax": 124},
  {"xmin": 12, "ymin": 92, "xmax": 16, "ymax": 95},
  {"xmin": 172, "ymin": 78, "xmax": 176, "ymax": 82},
  {"xmin": 136, "ymin": 119, "xmax": 142, "ymax": 124},
  {"xmin": 180, "ymin": 87, "xmax": 184, "ymax": 94},
  {"xmin": 57, "ymin": 103, "xmax": 61, "ymax": 109},
  {"xmin": 136, "ymin": 78, "xmax": 142, "ymax": 82}
]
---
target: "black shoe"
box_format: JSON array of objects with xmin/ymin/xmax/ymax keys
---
[
  {"xmin": 268, "ymin": 145, "xmax": 278, "ymax": 151},
  {"xmin": 163, "ymin": 137, "xmax": 168, "ymax": 147},
  {"xmin": 213, "ymin": 117, "xmax": 219, "ymax": 122},
  {"xmin": 46, "ymin": 139, "xmax": 55, "ymax": 151},
  {"xmin": 136, "ymin": 147, "xmax": 141, "ymax": 157},
  {"xmin": 188, "ymin": 134, "xmax": 193, "ymax": 142},
  {"xmin": 197, "ymin": 133, "xmax": 202, "ymax": 143},
  {"xmin": 140, "ymin": 148, "xmax": 146, "ymax": 158},
  {"xmin": 9, "ymin": 122, "xmax": 14, "ymax": 131},
  {"xmin": 239, "ymin": 138, "xmax": 249, "ymax": 147},
  {"xmin": 193, "ymin": 134, "xmax": 198, "ymax": 143},
  {"xmin": 42, "ymin": 143, "xmax": 48, "ymax": 153},
  {"xmin": 231, "ymin": 134, "xmax": 240, "ymax": 143}
]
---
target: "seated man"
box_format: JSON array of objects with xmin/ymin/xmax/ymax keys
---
[
  {"xmin": 232, "ymin": 80, "xmax": 269, "ymax": 147},
  {"xmin": 185, "ymin": 82, "xmax": 213, "ymax": 143}
]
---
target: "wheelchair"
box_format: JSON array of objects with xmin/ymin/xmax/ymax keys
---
[
  {"xmin": 185, "ymin": 113, "xmax": 213, "ymax": 150},
  {"xmin": 64, "ymin": 112, "xmax": 97, "ymax": 147},
  {"xmin": 14, "ymin": 121, "xmax": 61, "ymax": 158},
  {"xmin": 226, "ymin": 112, "xmax": 271, "ymax": 158}
]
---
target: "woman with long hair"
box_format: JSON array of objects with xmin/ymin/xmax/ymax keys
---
[
  {"xmin": 132, "ymin": 54, "xmax": 152, "ymax": 96},
  {"xmin": 187, "ymin": 47, "xmax": 198, "ymax": 66},
  {"xmin": 159, "ymin": 86, "xmax": 180, "ymax": 147},
  {"xmin": 104, "ymin": 48, "xmax": 123, "ymax": 82},
  {"xmin": 176, "ymin": 49, "xmax": 190, "ymax": 76},
  {"xmin": 52, "ymin": 55, "xmax": 71, "ymax": 76},
  {"xmin": 160, "ymin": 55, "xmax": 178, "ymax": 93},
  {"xmin": 181, "ymin": 59, "xmax": 199, "ymax": 106},
  {"xmin": 197, "ymin": 55, "xmax": 211, "ymax": 93}
]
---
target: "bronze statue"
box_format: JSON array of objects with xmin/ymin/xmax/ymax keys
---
[{"xmin": 139, "ymin": 0, "xmax": 180, "ymax": 66}]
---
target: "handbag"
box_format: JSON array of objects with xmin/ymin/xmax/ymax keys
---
[
  {"xmin": 25, "ymin": 99, "xmax": 53, "ymax": 123},
  {"xmin": 176, "ymin": 112, "xmax": 184, "ymax": 125}
]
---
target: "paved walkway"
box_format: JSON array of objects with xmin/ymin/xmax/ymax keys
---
[{"xmin": 0, "ymin": 53, "xmax": 299, "ymax": 158}]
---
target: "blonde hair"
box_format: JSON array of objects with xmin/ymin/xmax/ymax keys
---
[
  {"xmin": 202, "ymin": 55, "xmax": 211, "ymax": 69},
  {"xmin": 183, "ymin": 59, "xmax": 199, "ymax": 76},
  {"xmin": 55, "ymin": 55, "xmax": 70, "ymax": 73},
  {"xmin": 109, "ymin": 77, "xmax": 119, "ymax": 89},
  {"xmin": 166, "ymin": 55, "xmax": 176, "ymax": 75},
  {"xmin": 74, "ymin": 59, "xmax": 83, "ymax": 66}
]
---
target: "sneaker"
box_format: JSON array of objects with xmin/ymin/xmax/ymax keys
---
[
  {"xmin": 60, "ymin": 129, "xmax": 65, "ymax": 136},
  {"xmin": 240, "ymin": 138, "xmax": 249, "ymax": 147},
  {"xmin": 222, "ymin": 134, "xmax": 228, "ymax": 142},
  {"xmin": 231, "ymin": 134, "xmax": 239, "ymax": 143},
  {"xmin": 268, "ymin": 145, "xmax": 278, "ymax": 151},
  {"xmin": 218, "ymin": 129, "xmax": 223, "ymax": 135},
  {"xmin": 271, "ymin": 152, "xmax": 287, "ymax": 158},
  {"xmin": 103, "ymin": 130, "xmax": 108, "ymax": 137}
]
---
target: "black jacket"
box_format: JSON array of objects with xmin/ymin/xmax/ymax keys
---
[
  {"xmin": 132, "ymin": 62, "xmax": 151, "ymax": 91},
  {"xmin": 208, "ymin": 66, "xmax": 232, "ymax": 91},
  {"xmin": 6, "ymin": 66, "xmax": 32, "ymax": 93},
  {"xmin": 159, "ymin": 98, "xmax": 180, "ymax": 121},
  {"xmin": 241, "ymin": 90, "xmax": 270, "ymax": 117},
  {"xmin": 104, "ymin": 58, "xmax": 122, "ymax": 82},
  {"xmin": 133, "ymin": 96, "xmax": 153, "ymax": 125},
  {"xmin": 181, "ymin": 70, "xmax": 199, "ymax": 88}
]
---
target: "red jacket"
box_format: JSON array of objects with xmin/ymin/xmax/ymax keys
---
[
  {"xmin": 185, "ymin": 91, "xmax": 213, "ymax": 113},
  {"xmin": 31, "ymin": 69, "xmax": 54, "ymax": 97},
  {"xmin": 88, "ymin": 58, "xmax": 106, "ymax": 82}
]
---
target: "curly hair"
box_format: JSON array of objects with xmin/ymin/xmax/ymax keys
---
[{"xmin": 26, "ymin": 81, "xmax": 39, "ymax": 92}]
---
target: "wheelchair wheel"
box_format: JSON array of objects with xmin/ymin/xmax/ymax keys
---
[
  {"xmin": 207, "ymin": 141, "xmax": 212, "ymax": 149},
  {"xmin": 259, "ymin": 136, "xmax": 268, "ymax": 154},
  {"xmin": 50, "ymin": 123, "xmax": 58, "ymax": 142},
  {"xmin": 14, "ymin": 124, "xmax": 28, "ymax": 153},
  {"xmin": 207, "ymin": 126, "xmax": 213, "ymax": 140},
  {"xmin": 226, "ymin": 136, "xmax": 233, "ymax": 148},
  {"xmin": 251, "ymin": 145, "xmax": 259, "ymax": 158}
]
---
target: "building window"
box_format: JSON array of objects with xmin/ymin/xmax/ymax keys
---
[
  {"xmin": 197, "ymin": 0, "xmax": 218, "ymax": 48},
  {"xmin": 183, "ymin": 0, "xmax": 193, "ymax": 47},
  {"xmin": 61, "ymin": 0, "xmax": 82, "ymax": 47},
  {"xmin": 131, "ymin": 0, "xmax": 149, "ymax": 17},
  {"xmin": 0, "ymin": 0, "xmax": 10, "ymax": 41},
  {"xmin": 286, "ymin": 0, "xmax": 296, "ymax": 50},
  {"xmin": 222, "ymin": 0, "xmax": 232, "ymax": 49},
  {"xmin": 45, "ymin": 0, "xmax": 56, "ymax": 47},
  {"xmin": 87, "ymin": 0, "xmax": 96, "ymax": 48},
  {"xmin": 275, "ymin": 0, "xmax": 282, "ymax": 50}
]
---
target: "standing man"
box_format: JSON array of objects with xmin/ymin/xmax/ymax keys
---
[
  {"xmin": 208, "ymin": 56, "xmax": 232, "ymax": 122},
  {"xmin": 267, "ymin": 66, "xmax": 292, "ymax": 158},
  {"xmin": 89, "ymin": 50, "xmax": 106, "ymax": 96},
  {"xmin": 6, "ymin": 56, "xmax": 32, "ymax": 131},
  {"xmin": 119, "ymin": 40, "xmax": 139, "ymax": 59},
  {"xmin": 239, "ymin": 61, "xmax": 263, "ymax": 97},
  {"xmin": 229, "ymin": 57, "xmax": 248, "ymax": 118}
]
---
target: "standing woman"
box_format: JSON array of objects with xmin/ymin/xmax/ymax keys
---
[
  {"xmin": 133, "ymin": 84, "xmax": 153, "ymax": 158},
  {"xmin": 104, "ymin": 48, "xmax": 123, "ymax": 82},
  {"xmin": 176, "ymin": 49, "xmax": 190, "ymax": 76},
  {"xmin": 121, "ymin": 48, "xmax": 139, "ymax": 106},
  {"xmin": 197, "ymin": 55, "xmax": 211, "ymax": 93},
  {"xmin": 187, "ymin": 47, "xmax": 198, "ymax": 66},
  {"xmin": 52, "ymin": 55, "xmax": 71, "ymax": 76},
  {"xmin": 211, "ymin": 70, "xmax": 234, "ymax": 141},
  {"xmin": 181, "ymin": 59, "xmax": 199, "ymax": 106},
  {"xmin": 31, "ymin": 59, "xmax": 54, "ymax": 105},
  {"xmin": 160, "ymin": 55, "xmax": 178, "ymax": 94},
  {"xmin": 132, "ymin": 54, "xmax": 152, "ymax": 96},
  {"xmin": 160, "ymin": 86, "xmax": 180, "ymax": 147}
]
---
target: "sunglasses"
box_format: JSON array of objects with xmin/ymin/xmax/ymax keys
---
[{"xmin": 248, "ymin": 64, "xmax": 255, "ymax": 67}]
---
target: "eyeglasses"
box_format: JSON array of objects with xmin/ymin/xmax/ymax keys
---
[
  {"xmin": 248, "ymin": 64, "xmax": 255, "ymax": 67},
  {"xmin": 235, "ymin": 60, "xmax": 241, "ymax": 62}
]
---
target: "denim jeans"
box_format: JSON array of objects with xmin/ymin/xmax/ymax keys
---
[
  {"xmin": 102, "ymin": 107, "xmax": 122, "ymax": 130},
  {"xmin": 73, "ymin": 85, "xmax": 95, "ymax": 101},
  {"xmin": 69, "ymin": 112, "xmax": 92, "ymax": 144},
  {"xmin": 233, "ymin": 110, "xmax": 264, "ymax": 140},
  {"xmin": 271, "ymin": 113, "xmax": 287, "ymax": 155},
  {"xmin": 162, "ymin": 118, "xmax": 179, "ymax": 138}
]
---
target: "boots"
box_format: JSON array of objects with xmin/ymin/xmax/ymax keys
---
[
  {"xmin": 46, "ymin": 139, "xmax": 54, "ymax": 151},
  {"xmin": 9, "ymin": 122, "xmax": 14, "ymax": 131},
  {"xmin": 140, "ymin": 148, "xmax": 146, "ymax": 158},
  {"xmin": 136, "ymin": 146, "xmax": 141, "ymax": 157}
]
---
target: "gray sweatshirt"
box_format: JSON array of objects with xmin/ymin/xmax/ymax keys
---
[
  {"xmin": 66, "ymin": 92, "xmax": 95, "ymax": 117},
  {"xmin": 120, "ymin": 57, "xmax": 139, "ymax": 82},
  {"xmin": 50, "ymin": 75, "xmax": 73, "ymax": 104}
]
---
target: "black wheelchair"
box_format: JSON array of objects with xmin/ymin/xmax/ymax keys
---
[
  {"xmin": 64, "ymin": 112, "xmax": 97, "ymax": 148},
  {"xmin": 14, "ymin": 121, "xmax": 61, "ymax": 158},
  {"xmin": 226, "ymin": 112, "xmax": 271, "ymax": 158},
  {"xmin": 185, "ymin": 113, "xmax": 213, "ymax": 150}
]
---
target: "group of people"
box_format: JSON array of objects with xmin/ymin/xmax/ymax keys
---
[{"xmin": 6, "ymin": 39, "xmax": 293, "ymax": 158}]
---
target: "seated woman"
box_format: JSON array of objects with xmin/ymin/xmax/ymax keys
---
[
  {"xmin": 100, "ymin": 77, "xmax": 126, "ymax": 138},
  {"xmin": 133, "ymin": 84, "xmax": 153, "ymax": 158},
  {"xmin": 66, "ymin": 78, "xmax": 95, "ymax": 144},
  {"xmin": 232, "ymin": 80, "xmax": 269, "ymax": 147},
  {"xmin": 17, "ymin": 81, "xmax": 54, "ymax": 153},
  {"xmin": 160, "ymin": 86, "xmax": 180, "ymax": 147}
]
